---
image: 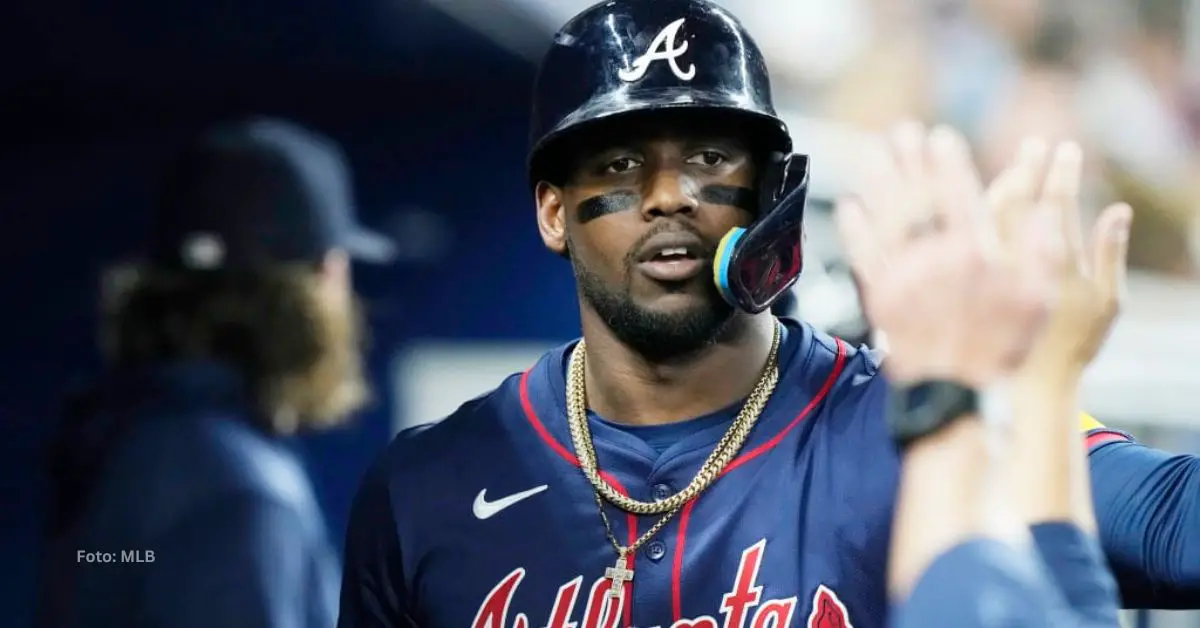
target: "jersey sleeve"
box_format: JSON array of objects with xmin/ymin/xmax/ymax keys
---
[
  {"xmin": 1028, "ymin": 522, "xmax": 1120, "ymax": 624},
  {"xmin": 890, "ymin": 539, "xmax": 1076, "ymax": 628},
  {"xmin": 338, "ymin": 453, "xmax": 413, "ymax": 628},
  {"xmin": 1086, "ymin": 428, "xmax": 1200, "ymax": 608}
]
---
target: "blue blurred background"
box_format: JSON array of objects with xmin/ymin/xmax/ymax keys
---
[
  {"xmin": 3, "ymin": 0, "xmax": 1199, "ymax": 626},
  {"xmin": 1, "ymin": 0, "xmax": 582, "ymax": 623}
]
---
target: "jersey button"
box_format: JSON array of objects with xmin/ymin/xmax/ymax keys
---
[
  {"xmin": 645, "ymin": 541, "xmax": 667, "ymax": 561},
  {"xmin": 653, "ymin": 484, "xmax": 672, "ymax": 500}
]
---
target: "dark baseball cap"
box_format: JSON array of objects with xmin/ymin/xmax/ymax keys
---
[{"xmin": 148, "ymin": 117, "xmax": 395, "ymax": 270}]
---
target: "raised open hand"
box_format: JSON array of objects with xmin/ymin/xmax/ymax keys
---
[
  {"xmin": 989, "ymin": 139, "xmax": 1132, "ymax": 375},
  {"xmin": 837, "ymin": 123, "xmax": 1061, "ymax": 388}
]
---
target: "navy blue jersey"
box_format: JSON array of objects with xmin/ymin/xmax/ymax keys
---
[
  {"xmin": 39, "ymin": 361, "xmax": 340, "ymax": 628},
  {"xmin": 340, "ymin": 316, "xmax": 1200, "ymax": 626},
  {"xmin": 340, "ymin": 320, "xmax": 900, "ymax": 627},
  {"xmin": 1086, "ymin": 435, "xmax": 1200, "ymax": 606},
  {"xmin": 891, "ymin": 539, "xmax": 1072, "ymax": 628},
  {"xmin": 1030, "ymin": 523, "xmax": 1120, "ymax": 625},
  {"xmin": 895, "ymin": 524, "xmax": 1124, "ymax": 628}
]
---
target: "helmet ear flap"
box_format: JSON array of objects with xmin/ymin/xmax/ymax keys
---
[
  {"xmin": 788, "ymin": 155, "xmax": 810, "ymax": 187},
  {"xmin": 755, "ymin": 153, "xmax": 786, "ymax": 216},
  {"xmin": 755, "ymin": 153, "xmax": 808, "ymax": 215},
  {"xmin": 715, "ymin": 153, "xmax": 810, "ymax": 314}
]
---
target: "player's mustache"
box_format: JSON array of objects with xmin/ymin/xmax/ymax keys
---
[
  {"xmin": 624, "ymin": 222, "xmax": 718, "ymax": 268},
  {"xmin": 577, "ymin": 184, "xmax": 757, "ymax": 224}
]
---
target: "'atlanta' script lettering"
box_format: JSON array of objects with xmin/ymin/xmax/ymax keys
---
[{"xmin": 470, "ymin": 540, "xmax": 853, "ymax": 628}]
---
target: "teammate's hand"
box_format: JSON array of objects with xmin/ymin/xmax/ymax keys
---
[
  {"xmin": 837, "ymin": 123, "xmax": 1060, "ymax": 388},
  {"xmin": 990, "ymin": 139, "xmax": 1132, "ymax": 378}
]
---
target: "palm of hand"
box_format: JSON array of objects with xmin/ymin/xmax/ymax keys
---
[
  {"xmin": 988, "ymin": 142, "xmax": 1132, "ymax": 372},
  {"xmin": 1026, "ymin": 230, "xmax": 1126, "ymax": 370},
  {"xmin": 838, "ymin": 125, "xmax": 1060, "ymax": 387},
  {"xmin": 860, "ymin": 233, "xmax": 1046, "ymax": 386}
]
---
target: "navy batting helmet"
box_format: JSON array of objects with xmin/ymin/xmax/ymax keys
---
[{"xmin": 527, "ymin": 0, "xmax": 810, "ymax": 314}]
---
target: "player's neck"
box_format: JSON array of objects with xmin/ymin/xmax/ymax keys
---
[{"xmin": 578, "ymin": 312, "xmax": 777, "ymax": 426}]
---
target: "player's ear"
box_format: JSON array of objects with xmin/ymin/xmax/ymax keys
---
[{"xmin": 535, "ymin": 181, "xmax": 569, "ymax": 257}]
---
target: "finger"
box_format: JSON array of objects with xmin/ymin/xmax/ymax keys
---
[
  {"xmin": 927, "ymin": 125, "xmax": 988, "ymax": 238},
  {"xmin": 1040, "ymin": 141, "xmax": 1085, "ymax": 273},
  {"xmin": 889, "ymin": 120, "xmax": 928, "ymax": 197},
  {"xmin": 1025, "ymin": 201, "xmax": 1070, "ymax": 277},
  {"xmin": 987, "ymin": 137, "xmax": 1049, "ymax": 255},
  {"xmin": 984, "ymin": 166, "xmax": 1022, "ymax": 249},
  {"xmin": 856, "ymin": 136, "xmax": 910, "ymax": 250},
  {"xmin": 1008, "ymin": 136, "xmax": 1050, "ymax": 213},
  {"xmin": 889, "ymin": 121, "xmax": 930, "ymax": 228},
  {"xmin": 1091, "ymin": 203, "xmax": 1133, "ymax": 304},
  {"xmin": 834, "ymin": 196, "xmax": 885, "ymax": 287}
]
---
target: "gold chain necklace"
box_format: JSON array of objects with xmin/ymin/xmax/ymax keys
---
[{"xmin": 565, "ymin": 322, "xmax": 782, "ymax": 601}]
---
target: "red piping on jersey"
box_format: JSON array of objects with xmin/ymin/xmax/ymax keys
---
[
  {"xmin": 519, "ymin": 369, "xmax": 637, "ymax": 627},
  {"xmin": 670, "ymin": 337, "xmax": 848, "ymax": 620},
  {"xmin": 670, "ymin": 499, "xmax": 699, "ymax": 621},
  {"xmin": 518, "ymin": 337, "xmax": 848, "ymax": 625},
  {"xmin": 1086, "ymin": 430, "xmax": 1131, "ymax": 449}
]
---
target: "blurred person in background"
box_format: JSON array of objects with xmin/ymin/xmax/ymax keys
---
[
  {"xmin": 336, "ymin": 0, "xmax": 1197, "ymax": 625},
  {"xmin": 1106, "ymin": 166, "xmax": 1198, "ymax": 274},
  {"xmin": 838, "ymin": 127, "xmax": 1124, "ymax": 626},
  {"xmin": 821, "ymin": 0, "xmax": 934, "ymax": 131},
  {"xmin": 1078, "ymin": 0, "xmax": 1200, "ymax": 276},
  {"xmin": 931, "ymin": 0, "xmax": 1055, "ymax": 139},
  {"xmin": 1079, "ymin": 0, "xmax": 1196, "ymax": 187},
  {"xmin": 38, "ymin": 117, "xmax": 391, "ymax": 628},
  {"xmin": 974, "ymin": 7, "xmax": 1088, "ymax": 178},
  {"xmin": 937, "ymin": 0, "xmax": 1199, "ymax": 275}
]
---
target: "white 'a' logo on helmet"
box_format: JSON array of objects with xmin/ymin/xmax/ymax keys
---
[{"xmin": 617, "ymin": 18, "xmax": 696, "ymax": 82}]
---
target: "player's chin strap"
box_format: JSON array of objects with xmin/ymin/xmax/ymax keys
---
[{"xmin": 714, "ymin": 153, "xmax": 810, "ymax": 314}]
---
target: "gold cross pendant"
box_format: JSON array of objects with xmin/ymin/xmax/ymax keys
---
[{"xmin": 604, "ymin": 552, "xmax": 634, "ymax": 599}]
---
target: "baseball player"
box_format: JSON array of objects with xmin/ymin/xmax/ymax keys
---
[
  {"xmin": 40, "ymin": 118, "xmax": 389, "ymax": 628},
  {"xmin": 338, "ymin": 1, "xmax": 1197, "ymax": 626}
]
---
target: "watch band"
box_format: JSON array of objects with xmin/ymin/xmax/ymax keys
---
[{"xmin": 888, "ymin": 380, "xmax": 981, "ymax": 448}]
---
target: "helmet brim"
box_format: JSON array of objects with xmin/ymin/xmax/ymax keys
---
[{"xmin": 527, "ymin": 87, "xmax": 791, "ymax": 189}]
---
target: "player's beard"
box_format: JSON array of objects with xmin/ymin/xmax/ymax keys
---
[{"xmin": 569, "ymin": 238, "xmax": 737, "ymax": 363}]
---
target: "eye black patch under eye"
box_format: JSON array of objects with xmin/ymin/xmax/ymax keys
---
[
  {"xmin": 577, "ymin": 190, "xmax": 640, "ymax": 223},
  {"xmin": 701, "ymin": 185, "xmax": 758, "ymax": 214}
]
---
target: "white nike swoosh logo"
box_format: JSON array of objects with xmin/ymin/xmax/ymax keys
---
[{"xmin": 472, "ymin": 485, "xmax": 548, "ymax": 520}]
